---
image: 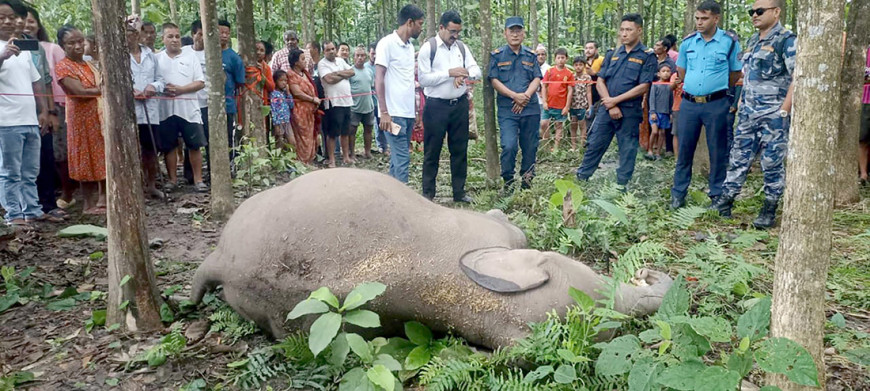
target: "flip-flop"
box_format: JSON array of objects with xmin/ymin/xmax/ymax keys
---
[
  {"xmin": 8, "ymin": 219, "xmax": 33, "ymax": 230},
  {"xmin": 83, "ymin": 207, "xmax": 107, "ymax": 215}
]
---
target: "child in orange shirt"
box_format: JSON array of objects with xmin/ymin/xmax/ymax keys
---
[{"xmin": 541, "ymin": 48, "xmax": 574, "ymax": 151}]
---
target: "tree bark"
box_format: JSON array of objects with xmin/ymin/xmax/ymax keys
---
[
  {"xmin": 768, "ymin": 1, "xmax": 846, "ymax": 390},
  {"xmin": 426, "ymin": 0, "xmax": 438, "ymax": 40},
  {"xmin": 833, "ymin": 0, "xmax": 870, "ymax": 206},
  {"xmin": 201, "ymin": 0, "xmax": 235, "ymax": 221},
  {"xmin": 236, "ymin": 0, "xmax": 266, "ymax": 146},
  {"xmin": 262, "ymin": 0, "xmax": 270, "ymax": 21},
  {"xmin": 91, "ymin": 0, "xmax": 164, "ymax": 332},
  {"xmin": 530, "ymin": 0, "xmax": 538, "ymax": 47},
  {"xmin": 301, "ymin": 0, "xmax": 313, "ymax": 43},
  {"xmin": 131, "ymin": 0, "xmax": 140, "ymax": 15},
  {"xmin": 169, "ymin": 0, "xmax": 178, "ymax": 23},
  {"xmin": 480, "ymin": 0, "xmax": 499, "ymax": 184},
  {"xmin": 683, "ymin": 0, "xmax": 696, "ymax": 37}
]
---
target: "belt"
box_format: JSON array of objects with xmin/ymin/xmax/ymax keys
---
[
  {"xmin": 426, "ymin": 95, "xmax": 468, "ymax": 106},
  {"xmin": 681, "ymin": 90, "xmax": 728, "ymax": 104}
]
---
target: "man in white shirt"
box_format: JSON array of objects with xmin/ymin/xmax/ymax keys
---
[
  {"xmin": 317, "ymin": 41, "xmax": 355, "ymax": 167},
  {"xmin": 375, "ymin": 4, "xmax": 424, "ymax": 183},
  {"xmin": 417, "ymin": 10, "xmax": 480, "ymax": 203},
  {"xmin": 183, "ymin": 20, "xmax": 209, "ymax": 184},
  {"xmin": 126, "ymin": 15, "xmax": 164, "ymax": 199},
  {"xmin": 155, "ymin": 22, "xmax": 207, "ymax": 192},
  {"xmin": 0, "ymin": 0, "xmax": 52, "ymax": 227},
  {"xmin": 535, "ymin": 44, "xmax": 550, "ymax": 132}
]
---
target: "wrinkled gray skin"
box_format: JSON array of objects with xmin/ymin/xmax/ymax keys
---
[{"xmin": 191, "ymin": 168, "xmax": 673, "ymax": 350}]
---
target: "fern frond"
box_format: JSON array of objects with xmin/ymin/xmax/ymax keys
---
[
  {"xmin": 272, "ymin": 331, "xmax": 314, "ymax": 363},
  {"xmin": 209, "ymin": 305, "xmax": 259, "ymax": 342},
  {"xmin": 669, "ymin": 205, "xmax": 707, "ymax": 229},
  {"xmin": 614, "ymin": 241, "xmax": 668, "ymax": 282},
  {"xmin": 419, "ymin": 356, "xmax": 485, "ymax": 391}
]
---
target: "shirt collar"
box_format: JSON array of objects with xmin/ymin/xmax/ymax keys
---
[
  {"xmin": 392, "ymin": 30, "xmax": 410, "ymax": 46},
  {"xmin": 760, "ymin": 22, "xmax": 785, "ymax": 42},
  {"xmin": 435, "ymin": 34, "xmax": 452, "ymax": 49},
  {"xmin": 617, "ymin": 43, "xmax": 647, "ymax": 55}
]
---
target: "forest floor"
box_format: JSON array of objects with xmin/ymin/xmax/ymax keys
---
[{"xmin": 1, "ymin": 134, "xmax": 869, "ymax": 390}]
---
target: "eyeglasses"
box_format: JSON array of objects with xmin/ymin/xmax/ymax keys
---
[{"xmin": 748, "ymin": 7, "xmax": 776, "ymax": 16}]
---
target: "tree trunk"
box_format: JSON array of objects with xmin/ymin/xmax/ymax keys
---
[
  {"xmin": 301, "ymin": 0, "xmax": 313, "ymax": 43},
  {"xmin": 833, "ymin": 0, "xmax": 869, "ymax": 206},
  {"xmin": 547, "ymin": 0, "xmax": 554, "ymax": 58},
  {"xmin": 91, "ymin": 0, "xmax": 164, "ymax": 332},
  {"xmin": 169, "ymin": 0, "xmax": 178, "ymax": 23},
  {"xmin": 683, "ymin": 0, "xmax": 696, "ymax": 36},
  {"xmin": 480, "ymin": 0, "xmax": 499, "ymax": 184},
  {"xmin": 201, "ymin": 0, "xmax": 235, "ymax": 221},
  {"xmin": 263, "ymin": 0, "xmax": 270, "ymax": 21},
  {"xmin": 426, "ymin": 0, "xmax": 438, "ymax": 40},
  {"xmin": 131, "ymin": 0, "xmax": 140, "ymax": 15},
  {"xmin": 236, "ymin": 0, "xmax": 266, "ymax": 146},
  {"xmin": 768, "ymin": 1, "xmax": 846, "ymax": 390},
  {"xmin": 530, "ymin": 0, "xmax": 538, "ymax": 47},
  {"xmin": 648, "ymin": 0, "xmax": 656, "ymax": 44}
]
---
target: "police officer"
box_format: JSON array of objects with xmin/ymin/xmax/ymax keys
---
[
  {"xmin": 575, "ymin": 13, "xmax": 656, "ymax": 190},
  {"xmin": 670, "ymin": 0, "xmax": 742, "ymax": 209},
  {"xmin": 489, "ymin": 16, "xmax": 542, "ymax": 190},
  {"xmin": 711, "ymin": 0, "xmax": 795, "ymax": 229}
]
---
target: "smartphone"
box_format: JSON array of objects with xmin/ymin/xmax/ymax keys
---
[{"xmin": 15, "ymin": 39, "xmax": 39, "ymax": 51}]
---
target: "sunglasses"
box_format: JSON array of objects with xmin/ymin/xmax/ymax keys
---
[{"xmin": 748, "ymin": 7, "xmax": 776, "ymax": 16}]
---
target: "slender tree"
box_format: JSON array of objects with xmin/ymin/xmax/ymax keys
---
[
  {"xmin": 201, "ymin": 0, "xmax": 235, "ymax": 221},
  {"xmin": 92, "ymin": 0, "xmax": 164, "ymax": 332},
  {"xmin": 169, "ymin": 0, "xmax": 178, "ymax": 23},
  {"xmin": 480, "ymin": 0, "xmax": 499, "ymax": 184},
  {"xmin": 833, "ymin": 0, "xmax": 870, "ymax": 206},
  {"xmin": 426, "ymin": 0, "xmax": 437, "ymax": 39},
  {"xmin": 131, "ymin": 0, "xmax": 140, "ymax": 15},
  {"xmin": 768, "ymin": 0, "xmax": 846, "ymax": 389},
  {"xmin": 236, "ymin": 0, "xmax": 267, "ymax": 145},
  {"xmin": 683, "ymin": 0, "xmax": 696, "ymax": 36},
  {"xmin": 529, "ymin": 0, "xmax": 538, "ymax": 47}
]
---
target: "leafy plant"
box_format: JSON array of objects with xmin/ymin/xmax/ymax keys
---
[
  {"xmin": 0, "ymin": 371, "xmax": 34, "ymax": 391},
  {"xmin": 233, "ymin": 139, "xmax": 307, "ymax": 194},
  {"xmin": 135, "ymin": 324, "xmax": 187, "ymax": 368},
  {"xmin": 209, "ymin": 304, "xmax": 259, "ymax": 343}
]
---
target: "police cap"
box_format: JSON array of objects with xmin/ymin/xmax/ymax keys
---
[{"xmin": 505, "ymin": 16, "xmax": 524, "ymax": 29}]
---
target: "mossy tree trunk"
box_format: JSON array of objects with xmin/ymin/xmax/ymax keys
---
[{"xmin": 481, "ymin": 0, "xmax": 499, "ymax": 184}]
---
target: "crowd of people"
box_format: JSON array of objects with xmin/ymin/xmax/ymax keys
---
[{"xmin": 1, "ymin": 0, "xmax": 868, "ymax": 231}]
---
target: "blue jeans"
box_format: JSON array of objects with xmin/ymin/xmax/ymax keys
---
[
  {"xmin": 576, "ymin": 105, "xmax": 642, "ymax": 185},
  {"xmin": 384, "ymin": 116, "xmax": 415, "ymax": 183},
  {"xmin": 498, "ymin": 114, "xmax": 540, "ymax": 183},
  {"xmin": 671, "ymin": 97, "xmax": 730, "ymax": 200},
  {"xmin": 0, "ymin": 125, "xmax": 44, "ymax": 222}
]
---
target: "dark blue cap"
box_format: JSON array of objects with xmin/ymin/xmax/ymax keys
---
[{"xmin": 505, "ymin": 16, "xmax": 524, "ymax": 29}]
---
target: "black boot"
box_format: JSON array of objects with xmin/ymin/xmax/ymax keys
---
[
  {"xmin": 752, "ymin": 199, "xmax": 778, "ymax": 229},
  {"xmin": 711, "ymin": 194, "xmax": 734, "ymax": 217}
]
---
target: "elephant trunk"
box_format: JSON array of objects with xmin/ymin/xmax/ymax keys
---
[{"xmin": 613, "ymin": 270, "xmax": 674, "ymax": 317}]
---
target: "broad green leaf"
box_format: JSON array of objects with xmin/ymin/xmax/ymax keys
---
[
  {"xmin": 46, "ymin": 298, "xmax": 77, "ymax": 311},
  {"xmin": 593, "ymin": 321, "xmax": 623, "ymax": 333},
  {"xmin": 346, "ymin": 333, "xmax": 373, "ymax": 362},
  {"xmin": 689, "ymin": 317, "xmax": 732, "ymax": 343},
  {"xmin": 569, "ymin": 287, "xmax": 595, "ymax": 312},
  {"xmin": 310, "ymin": 287, "xmax": 340, "ymax": 308},
  {"xmin": 339, "ymin": 367, "xmax": 375, "ymax": 391},
  {"xmin": 57, "ymin": 286, "xmax": 79, "ymax": 299},
  {"xmin": 737, "ymin": 297, "xmax": 771, "ymax": 341},
  {"xmin": 655, "ymin": 320, "xmax": 672, "ymax": 340},
  {"xmin": 57, "ymin": 224, "xmax": 108, "ymax": 240},
  {"xmin": 119, "ymin": 275, "xmax": 131, "ymax": 288},
  {"xmin": 374, "ymin": 354, "xmax": 403, "ymax": 371},
  {"xmin": 727, "ymin": 352, "xmax": 753, "ymax": 377},
  {"xmin": 286, "ymin": 299, "xmax": 330, "ymax": 320},
  {"xmin": 404, "ymin": 321, "xmax": 433, "ymax": 346},
  {"xmin": 843, "ymin": 348, "xmax": 870, "ymax": 366},
  {"xmin": 344, "ymin": 310, "xmax": 381, "ymax": 328},
  {"xmin": 657, "ymin": 277, "xmax": 690, "ymax": 320},
  {"xmin": 366, "ymin": 365, "xmax": 395, "ymax": 391},
  {"xmin": 341, "ymin": 282, "xmax": 387, "ymax": 311},
  {"xmin": 627, "ymin": 357, "xmax": 659, "ymax": 391},
  {"xmin": 0, "ymin": 293, "xmax": 20, "ymax": 313},
  {"xmin": 830, "ymin": 313, "xmax": 846, "ymax": 328},
  {"xmin": 656, "ymin": 360, "xmax": 706, "ymax": 390},
  {"xmin": 146, "ymin": 349, "xmax": 167, "ymax": 367},
  {"xmin": 591, "ymin": 199, "xmax": 628, "ymax": 224},
  {"xmin": 553, "ymin": 364, "xmax": 577, "ymax": 384},
  {"xmin": 755, "ymin": 337, "xmax": 820, "ymax": 386},
  {"xmin": 759, "ymin": 387, "xmax": 783, "ymax": 391},
  {"xmin": 700, "ymin": 366, "xmax": 742, "ymax": 391},
  {"xmin": 226, "ymin": 358, "xmax": 249, "ymax": 368},
  {"xmin": 91, "ymin": 309, "xmax": 107, "ymax": 326},
  {"xmin": 404, "ymin": 345, "xmax": 431, "ymax": 370},
  {"xmin": 329, "ymin": 333, "xmax": 350, "ymax": 367},
  {"xmin": 639, "ymin": 328, "xmax": 663, "ymax": 343},
  {"xmin": 595, "ymin": 335, "xmax": 641, "ymax": 376},
  {"xmin": 308, "ymin": 312, "xmax": 342, "ymax": 357},
  {"xmin": 159, "ymin": 303, "xmax": 174, "ymax": 323},
  {"xmin": 523, "ymin": 365, "xmax": 554, "ymax": 383},
  {"xmin": 671, "ymin": 323, "xmax": 712, "ymax": 360}
]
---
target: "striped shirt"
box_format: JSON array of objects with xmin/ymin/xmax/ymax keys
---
[{"xmin": 863, "ymin": 46, "xmax": 870, "ymax": 104}]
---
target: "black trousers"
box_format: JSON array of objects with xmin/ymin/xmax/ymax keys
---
[
  {"xmin": 36, "ymin": 132, "xmax": 57, "ymax": 212},
  {"xmin": 421, "ymin": 95, "xmax": 469, "ymax": 199}
]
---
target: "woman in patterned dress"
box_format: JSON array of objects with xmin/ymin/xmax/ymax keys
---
[
  {"xmin": 55, "ymin": 26, "xmax": 105, "ymax": 214},
  {"xmin": 286, "ymin": 49, "xmax": 320, "ymax": 164}
]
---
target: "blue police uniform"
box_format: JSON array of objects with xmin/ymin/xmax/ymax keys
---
[
  {"xmin": 489, "ymin": 39, "xmax": 543, "ymax": 186},
  {"xmin": 671, "ymin": 28, "xmax": 742, "ymax": 204},
  {"xmin": 723, "ymin": 22, "xmax": 796, "ymax": 202},
  {"xmin": 575, "ymin": 43, "xmax": 656, "ymax": 186}
]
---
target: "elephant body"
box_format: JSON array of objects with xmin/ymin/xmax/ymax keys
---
[{"xmin": 191, "ymin": 168, "xmax": 672, "ymax": 349}]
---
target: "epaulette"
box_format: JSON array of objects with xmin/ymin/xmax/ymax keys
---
[
  {"xmin": 723, "ymin": 29, "xmax": 739, "ymax": 43},
  {"xmin": 492, "ymin": 48, "xmax": 501, "ymax": 55},
  {"xmin": 522, "ymin": 46, "xmax": 535, "ymax": 54},
  {"xmin": 645, "ymin": 47, "xmax": 654, "ymax": 53},
  {"xmin": 683, "ymin": 31, "xmax": 698, "ymax": 40}
]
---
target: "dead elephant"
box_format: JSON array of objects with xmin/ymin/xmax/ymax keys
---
[{"xmin": 190, "ymin": 168, "xmax": 673, "ymax": 349}]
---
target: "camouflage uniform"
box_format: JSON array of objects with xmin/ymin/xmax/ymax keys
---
[{"xmin": 722, "ymin": 22, "xmax": 796, "ymax": 202}]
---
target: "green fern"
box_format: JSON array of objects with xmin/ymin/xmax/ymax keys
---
[
  {"xmin": 272, "ymin": 331, "xmax": 314, "ymax": 363},
  {"xmin": 488, "ymin": 368, "xmax": 548, "ymax": 391},
  {"xmin": 613, "ymin": 240, "xmax": 668, "ymax": 282},
  {"xmin": 669, "ymin": 205, "xmax": 708, "ymax": 229},
  {"xmin": 209, "ymin": 305, "xmax": 259, "ymax": 342},
  {"xmin": 229, "ymin": 348, "xmax": 290, "ymax": 390},
  {"xmin": 419, "ymin": 356, "xmax": 486, "ymax": 391}
]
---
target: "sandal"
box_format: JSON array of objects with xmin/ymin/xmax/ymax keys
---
[
  {"xmin": 163, "ymin": 181, "xmax": 177, "ymax": 193},
  {"xmin": 27, "ymin": 213, "xmax": 65, "ymax": 223},
  {"xmin": 145, "ymin": 187, "xmax": 165, "ymax": 199},
  {"xmin": 83, "ymin": 206, "xmax": 107, "ymax": 215},
  {"xmin": 56, "ymin": 198, "xmax": 77, "ymax": 209},
  {"xmin": 194, "ymin": 182, "xmax": 209, "ymax": 193},
  {"xmin": 8, "ymin": 219, "xmax": 33, "ymax": 230}
]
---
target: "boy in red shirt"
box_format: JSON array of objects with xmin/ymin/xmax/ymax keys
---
[{"xmin": 541, "ymin": 48, "xmax": 574, "ymax": 151}]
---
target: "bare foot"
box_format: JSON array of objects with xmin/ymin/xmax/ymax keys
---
[{"xmin": 328, "ymin": 161, "xmax": 337, "ymax": 168}]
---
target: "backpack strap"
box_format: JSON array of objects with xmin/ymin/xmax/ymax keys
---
[{"xmin": 429, "ymin": 37, "xmax": 467, "ymax": 68}]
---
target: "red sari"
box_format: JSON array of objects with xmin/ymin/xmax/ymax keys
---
[{"xmin": 288, "ymin": 69, "xmax": 318, "ymax": 163}]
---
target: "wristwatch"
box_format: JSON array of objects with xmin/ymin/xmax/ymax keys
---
[{"xmin": 778, "ymin": 110, "xmax": 789, "ymax": 118}]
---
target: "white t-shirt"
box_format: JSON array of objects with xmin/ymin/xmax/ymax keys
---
[
  {"xmin": 0, "ymin": 40, "xmax": 41, "ymax": 127},
  {"xmin": 375, "ymin": 31, "xmax": 416, "ymax": 118},
  {"xmin": 317, "ymin": 57, "xmax": 353, "ymax": 109},
  {"xmin": 156, "ymin": 49, "xmax": 205, "ymax": 123},
  {"xmin": 131, "ymin": 45, "xmax": 164, "ymax": 125},
  {"xmin": 183, "ymin": 45, "xmax": 209, "ymax": 108}
]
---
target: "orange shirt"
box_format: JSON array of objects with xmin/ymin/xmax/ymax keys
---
[{"xmin": 543, "ymin": 66, "xmax": 575, "ymax": 109}]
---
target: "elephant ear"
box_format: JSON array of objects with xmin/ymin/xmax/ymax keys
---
[{"xmin": 459, "ymin": 248, "xmax": 550, "ymax": 293}]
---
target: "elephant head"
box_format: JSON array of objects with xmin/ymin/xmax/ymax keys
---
[{"xmin": 459, "ymin": 247, "xmax": 673, "ymax": 317}]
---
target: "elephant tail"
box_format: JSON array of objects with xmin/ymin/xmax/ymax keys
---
[{"xmin": 190, "ymin": 259, "xmax": 223, "ymax": 303}]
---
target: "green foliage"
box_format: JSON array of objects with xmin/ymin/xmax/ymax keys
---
[
  {"xmin": 208, "ymin": 304, "xmax": 259, "ymax": 343},
  {"xmin": 0, "ymin": 371, "xmax": 34, "ymax": 391},
  {"xmin": 233, "ymin": 140, "xmax": 307, "ymax": 194},
  {"xmin": 56, "ymin": 224, "xmax": 108, "ymax": 240},
  {"xmin": 136, "ymin": 325, "xmax": 186, "ymax": 368}
]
